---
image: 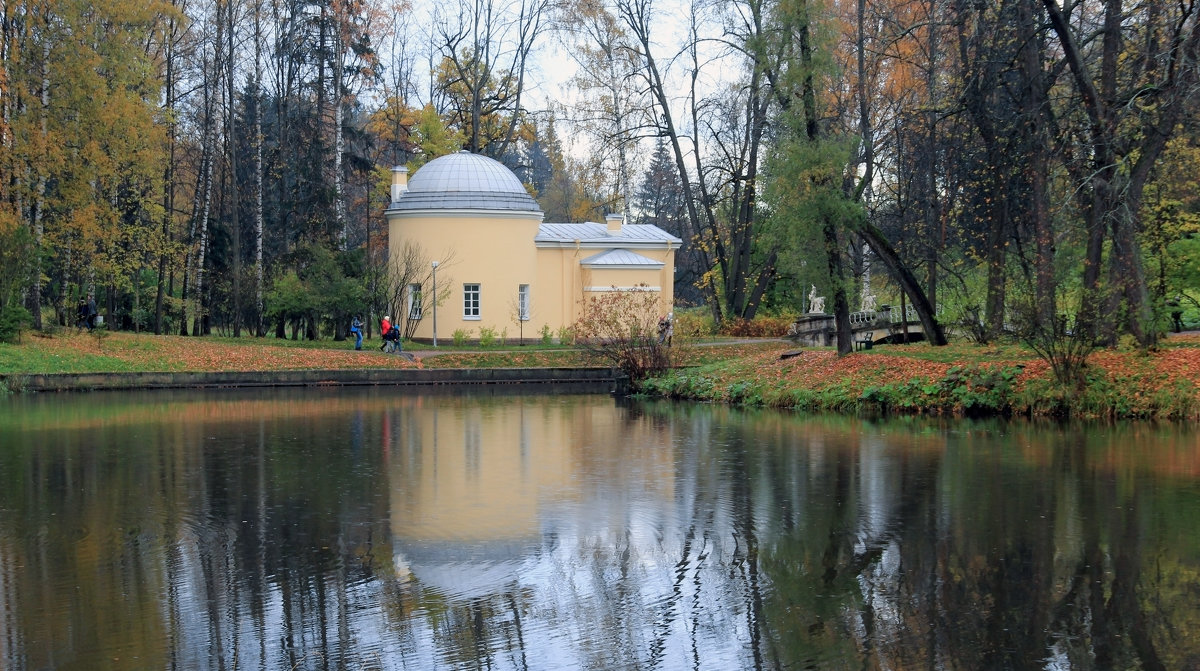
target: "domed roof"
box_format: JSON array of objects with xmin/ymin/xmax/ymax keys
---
[{"xmin": 391, "ymin": 150, "xmax": 541, "ymax": 213}]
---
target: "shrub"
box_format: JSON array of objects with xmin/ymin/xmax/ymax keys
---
[
  {"xmin": 673, "ymin": 309, "xmax": 714, "ymax": 337},
  {"xmin": 0, "ymin": 224, "xmax": 35, "ymax": 343},
  {"xmin": 718, "ymin": 315, "xmax": 795, "ymax": 338},
  {"xmin": 556, "ymin": 324, "xmax": 574, "ymax": 345},
  {"xmin": 0, "ymin": 302, "xmax": 31, "ymax": 343},
  {"xmin": 573, "ymin": 286, "xmax": 674, "ymax": 380},
  {"xmin": 452, "ymin": 328, "xmax": 471, "ymax": 346},
  {"xmin": 938, "ymin": 365, "xmax": 1019, "ymax": 415},
  {"xmin": 1012, "ymin": 309, "xmax": 1095, "ymax": 389},
  {"xmin": 479, "ymin": 326, "xmax": 497, "ymax": 347},
  {"xmin": 540, "ymin": 324, "xmax": 553, "ymax": 345}
]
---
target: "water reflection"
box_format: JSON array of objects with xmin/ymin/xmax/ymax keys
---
[{"xmin": 0, "ymin": 390, "xmax": 1199, "ymax": 670}]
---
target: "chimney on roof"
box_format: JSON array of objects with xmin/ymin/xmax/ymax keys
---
[
  {"xmin": 605, "ymin": 212, "xmax": 624, "ymax": 236},
  {"xmin": 390, "ymin": 166, "xmax": 409, "ymax": 202}
]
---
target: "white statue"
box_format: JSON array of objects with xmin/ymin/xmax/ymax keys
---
[
  {"xmin": 808, "ymin": 285, "xmax": 825, "ymax": 314},
  {"xmin": 861, "ymin": 293, "xmax": 876, "ymax": 311}
]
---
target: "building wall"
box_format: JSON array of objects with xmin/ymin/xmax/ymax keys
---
[
  {"xmin": 387, "ymin": 397, "xmax": 676, "ymax": 544},
  {"xmin": 388, "ymin": 209, "xmax": 541, "ymax": 341},
  {"xmin": 534, "ymin": 246, "xmax": 576, "ymax": 333},
  {"xmin": 537, "ymin": 246, "xmax": 677, "ymax": 334},
  {"xmin": 390, "ymin": 209, "xmax": 678, "ymax": 342}
]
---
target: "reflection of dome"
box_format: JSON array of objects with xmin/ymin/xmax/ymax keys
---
[
  {"xmin": 393, "ymin": 537, "xmax": 543, "ymax": 600},
  {"xmin": 392, "ymin": 150, "xmax": 541, "ymax": 213}
]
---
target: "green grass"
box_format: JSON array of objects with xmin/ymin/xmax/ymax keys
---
[
  {"xmin": 0, "ymin": 335, "xmax": 178, "ymax": 373},
  {"xmin": 421, "ymin": 350, "xmax": 591, "ymax": 368}
]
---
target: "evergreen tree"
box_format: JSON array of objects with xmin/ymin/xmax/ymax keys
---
[{"xmin": 634, "ymin": 139, "xmax": 704, "ymax": 305}]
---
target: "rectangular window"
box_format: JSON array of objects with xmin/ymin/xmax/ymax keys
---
[
  {"xmin": 407, "ymin": 283, "xmax": 422, "ymax": 320},
  {"xmin": 518, "ymin": 284, "xmax": 530, "ymax": 321},
  {"xmin": 463, "ymin": 283, "xmax": 480, "ymax": 319}
]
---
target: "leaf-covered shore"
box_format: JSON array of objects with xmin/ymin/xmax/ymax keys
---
[
  {"xmin": 4, "ymin": 331, "xmax": 1200, "ymax": 420},
  {"xmin": 638, "ymin": 336, "xmax": 1200, "ymax": 421}
]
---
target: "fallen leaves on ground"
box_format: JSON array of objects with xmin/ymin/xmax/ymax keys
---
[{"xmin": 10, "ymin": 332, "xmax": 420, "ymax": 372}]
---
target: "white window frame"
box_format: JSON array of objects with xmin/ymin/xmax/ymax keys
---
[
  {"xmin": 407, "ymin": 283, "xmax": 422, "ymax": 320},
  {"xmin": 518, "ymin": 284, "xmax": 530, "ymax": 321},
  {"xmin": 463, "ymin": 283, "xmax": 481, "ymax": 319}
]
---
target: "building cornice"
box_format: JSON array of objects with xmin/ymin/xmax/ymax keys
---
[
  {"xmin": 583, "ymin": 286, "xmax": 663, "ymax": 292},
  {"xmin": 581, "ymin": 263, "xmax": 665, "ymax": 270},
  {"xmin": 387, "ymin": 208, "xmax": 545, "ymax": 222},
  {"xmin": 535, "ymin": 240, "xmax": 674, "ymax": 250}
]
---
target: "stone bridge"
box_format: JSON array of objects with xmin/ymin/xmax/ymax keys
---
[{"xmin": 787, "ymin": 304, "xmax": 931, "ymax": 349}]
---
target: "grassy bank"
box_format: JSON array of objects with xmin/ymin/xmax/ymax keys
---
[
  {"xmin": 0, "ymin": 330, "xmax": 423, "ymax": 374},
  {"xmin": 0, "ymin": 330, "xmax": 781, "ymax": 375},
  {"xmin": 4, "ymin": 329, "xmax": 1199, "ymax": 420},
  {"xmin": 637, "ymin": 336, "xmax": 1200, "ymax": 421}
]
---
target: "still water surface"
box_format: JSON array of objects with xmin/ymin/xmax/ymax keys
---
[{"xmin": 1, "ymin": 388, "xmax": 1199, "ymax": 670}]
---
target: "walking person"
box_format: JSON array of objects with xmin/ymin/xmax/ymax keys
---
[
  {"xmin": 76, "ymin": 298, "xmax": 90, "ymax": 331},
  {"xmin": 350, "ymin": 316, "xmax": 363, "ymax": 350},
  {"xmin": 1169, "ymin": 296, "xmax": 1185, "ymax": 333},
  {"xmin": 380, "ymin": 315, "xmax": 393, "ymax": 352}
]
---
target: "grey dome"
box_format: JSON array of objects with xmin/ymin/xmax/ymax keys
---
[{"xmin": 391, "ymin": 151, "xmax": 541, "ymax": 213}]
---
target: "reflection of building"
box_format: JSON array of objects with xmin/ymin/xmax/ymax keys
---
[
  {"xmin": 387, "ymin": 397, "xmax": 675, "ymax": 598},
  {"xmin": 386, "ymin": 152, "xmax": 682, "ymax": 342}
]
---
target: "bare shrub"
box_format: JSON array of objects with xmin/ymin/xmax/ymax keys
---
[
  {"xmin": 1011, "ymin": 300, "xmax": 1096, "ymax": 389},
  {"xmin": 573, "ymin": 286, "xmax": 674, "ymax": 380}
]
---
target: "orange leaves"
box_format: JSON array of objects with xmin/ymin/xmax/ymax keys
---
[
  {"xmin": 21, "ymin": 332, "xmax": 420, "ymax": 373},
  {"xmin": 1089, "ymin": 346, "xmax": 1200, "ymax": 387}
]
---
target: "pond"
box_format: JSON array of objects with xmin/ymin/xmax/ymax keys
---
[{"xmin": 1, "ymin": 388, "xmax": 1198, "ymax": 670}]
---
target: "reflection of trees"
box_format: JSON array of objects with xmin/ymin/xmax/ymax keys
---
[
  {"xmin": 721, "ymin": 413, "xmax": 1200, "ymax": 671},
  {"xmin": 4, "ymin": 393, "xmax": 1200, "ymax": 669},
  {"xmin": 0, "ymin": 391, "xmax": 396, "ymax": 670}
]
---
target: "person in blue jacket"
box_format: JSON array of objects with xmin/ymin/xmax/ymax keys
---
[{"xmin": 349, "ymin": 316, "xmax": 363, "ymax": 350}]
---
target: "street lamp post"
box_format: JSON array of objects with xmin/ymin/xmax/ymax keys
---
[{"xmin": 431, "ymin": 260, "xmax": 438, "ymax": 347}]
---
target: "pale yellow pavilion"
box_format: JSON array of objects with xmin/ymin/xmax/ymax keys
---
[{"xmin": 386, "ymin": 151, "xmax": 681, "ymax": 342}]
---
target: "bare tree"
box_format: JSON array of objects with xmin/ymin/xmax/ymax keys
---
[
  {"xmin": 561, "ymin": 0, "xmax": 654, "ymax": 214},
  {"xmin": 384, "ymin": 242, "xmax": 456, "ymax": 340},
  {"xmin": 616, "ymin": 0, "xmax": 781, "ymax": 323},
  {"xmin": 433, "ymin": 0, "xmax": 550, "ymax": 157}
]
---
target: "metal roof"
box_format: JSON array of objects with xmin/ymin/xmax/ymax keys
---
[
  {"xmin": 390, "ymin": 151, "xmax": 541, "ymax": 213},
  {"xmin": 535, "ymin": 222, "xmax": 683, "ymax": 245},
  {"xmin": 579, "ymin": 249, "xmax": 664, "ymax": 268}
]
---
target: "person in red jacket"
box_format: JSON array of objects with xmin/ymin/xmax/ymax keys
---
[{"xmin": 380, "ymin": 315, "xmax": 393, "ymax": 351}]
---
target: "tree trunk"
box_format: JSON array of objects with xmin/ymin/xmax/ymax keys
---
[
  {"xmin": 193, "ymin": 114, "xmax": 214, "ymax": 336},
  {"xmin": 155, "ymin": 13, "xmax": 179, "ymax": 335},
  {"xmin": 227, "ymin": 0, "xmax": 241, "ymax": 337},
  {"xmin": 28, "ymin": 40, "xmax": 50, "ymax": 330},
  {"xmin": 857, "ymin": 221, "xmax": 947, "ymax": 345},
  {"xmin": 333, "ymin": 7, "xmax": 347, "ymax": 246},
  {"xmin": 824, "ymin": 220, "xmax": 852, "ymax": 355},
  {"xmin": 254, "ymin": 0, "xmax": 265, "ymax": 336},
  {"xmin": 1018, "ymin": 0, "xmax": 1054, "ymax": 326}
]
